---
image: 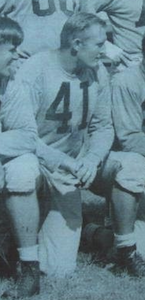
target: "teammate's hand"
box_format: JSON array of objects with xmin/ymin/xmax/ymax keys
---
[
  {"xmin": 104, "ymin": 41, "xmax": 132, "ymax": 66},
  {"xmin": 75, "ymin": 156, "xmax": 100, "ymax": 189}
]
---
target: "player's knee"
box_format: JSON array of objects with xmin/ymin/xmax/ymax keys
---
[
  {"xmin": 4, "ymin": 154, "xmax": 40, "ymax": 193},
  {"xmin": 114, "ymin": 152, "xmax": 145, "ymax": 193}
]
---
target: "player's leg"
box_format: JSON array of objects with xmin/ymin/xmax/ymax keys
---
[
  {"xmin": 110, "ymin": 151, "xmax": 145, "ymax": 276},
  {"xmin": 6, "ymin": 191, "xmax": 39, "ymax": 248},
  {"xmin": 112, "ymin": 185, "xmax": 138, "ymax": 235},
  {"xmin": 39, "ymin": 187, "xmax": 82, "ymax": 277},
  {"xmin": 80, "ymin": 157, "xmax": 121, "ymax": 256},
  {"xmin": 3, "ymin": 153, "xmax": 40, "ymax": 298},
  {"xmin": 134, "ymin": 193, "xmax": 145, "ymax": 260}
]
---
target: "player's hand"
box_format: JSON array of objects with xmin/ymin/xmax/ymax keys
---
[
  {"xmin": 104, "ymin": 41, "xmax": 132, "ymax": 66},
  {"xmin": 75, "ymin": 156, "xmax": 100, "ymax": 189},
  {"xmin": 60, "ymin": 156, "xmax": 77, "ymax": 177}
]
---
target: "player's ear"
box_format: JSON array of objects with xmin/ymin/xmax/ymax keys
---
[{"xmin": 71, "ymin": 38, "xmax": 82, "ymax": 56}]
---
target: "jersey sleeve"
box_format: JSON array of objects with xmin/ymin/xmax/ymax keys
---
[
  {"xmin": 0, "ymin": 79, "xmax": 37, "ymax": 160},
  {"xmin": 87, "ymin": 81, "xmax": 114, "ymax": 164},
  {"xmin": 112, "ymin": 75, "xmax": 145, "ymax": 156}
]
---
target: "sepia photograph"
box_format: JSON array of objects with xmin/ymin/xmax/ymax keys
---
[{"xmin": 0, "ymin": 0, "xmax": 145, "ymax": 299}]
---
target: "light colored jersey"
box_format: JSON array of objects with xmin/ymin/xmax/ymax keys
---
[
  {"xmin": 112, "ymin": 63, "xmax": 145, "ymax": 156},
  {"xmin": 81, "ymin": 0, "xmax": 145, "ymax": 58},
  {"xmin": 0, "ymin": 80, "xmax": 37, "ymax": 159},
  {"xmin": 7, "ymin": 0, "xmax": 75, "ymax": 54},
  {"xmin": 12, "ymin": 50, "xmax": 114, "ymax": 171}
]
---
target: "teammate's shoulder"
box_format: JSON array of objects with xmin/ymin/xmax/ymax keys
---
[
  {"xmin": 112, "ymin": 65, "xmax": 143, "ymax": 88},
  {"xmin": 15, "ymin": 50, "xmax": 55, "ymax": 81}
]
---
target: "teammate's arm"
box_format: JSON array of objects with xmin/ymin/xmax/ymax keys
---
[
  {"xmin": 112, "ymin": 77, "xmax": 145, "ymax": 155},
  {"xmin": 0, "ymin": 80, "xmax": 37, "ymax": 160}
]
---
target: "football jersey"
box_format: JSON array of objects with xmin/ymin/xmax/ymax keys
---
[
  {"xmin": 81, "ymin": 0, "xmax": 145, "ymax": 58},
  {"xmin": 112, "ymin": 64, "xmax": 145, "ymax": 156},
  {"xmin": 6, "ymin": 0, "xmax": 76, "ymax": 54},
  {"xmin": 11, "ymin": 50, "xmax": 114, "ymax": 170}
]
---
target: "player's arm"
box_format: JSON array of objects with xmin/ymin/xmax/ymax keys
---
[
  {"xmin": 112, "ymin": 76, "xmax": 145, "ymax": 156},
  {"xmin": 76, "ymin": 73, "xmax": 114, "ymax": 188},
  {"xmin": 0, "ymin": 80, "xmax": 37, "ymax": 160},
  {"xmin": 37, "ymin": 138, "xmax": 77, "ymax": 175},
  {"xmin": 87, "ymin": 81, "xmax": 114, "ymax": 162}
]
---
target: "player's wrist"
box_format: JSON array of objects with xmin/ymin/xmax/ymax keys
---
[
  {"xmin": 60, "ymin": 157, "xmax": 77, "ymax": 174},
  {"xmin": 85, "ymin": 152, "xmax": 101, "ymax": 168}
]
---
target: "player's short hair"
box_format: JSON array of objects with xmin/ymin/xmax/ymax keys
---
[
  {"xmin": 0, "ymin": 17, "xmax": 23, "ymax": 46},
  {"xmin": 60, "ymin": 12, "xmax": 106, "ymax": 50}
]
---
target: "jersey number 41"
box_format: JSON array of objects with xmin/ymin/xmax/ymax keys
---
[{"xmin": 45, "ymin": 82, "xmax": 89, "ymax": 133}]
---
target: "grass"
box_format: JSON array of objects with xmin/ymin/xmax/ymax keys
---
[
  {"xmin": 1, "ymin": 253, "xmax": 145, "ymax": 300},
  {"xmin": 0, "ymin": 191, "xmax": 145, "ymax": 300}
]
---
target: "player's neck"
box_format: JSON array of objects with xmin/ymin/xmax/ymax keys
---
[{"xmin": 58, "ymin": 49, "xmax": 78, "ymax": 75}]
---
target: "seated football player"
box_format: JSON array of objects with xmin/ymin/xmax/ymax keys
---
[
  {"xmin": 0, "ymin": 17, "xmax": 41, "ymax": 298},
  {"xmin": 9, "ymin": 12, "xmax": 145, "ymax": 281},
  {"xmin": 110, "ymin": 33, "xmax": 145, "ymax": 276},
  {"xmin": 8, "ymin": 12, "xmax": 115, "ymax": 278}
]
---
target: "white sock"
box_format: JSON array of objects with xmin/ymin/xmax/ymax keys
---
[
  {"xmin": 114, "ymin": 232, "xmax": 136, "ymax": 249},
  {"xmin": 18, "ymin": 245, "xmax": 39, "ymax": 262}
]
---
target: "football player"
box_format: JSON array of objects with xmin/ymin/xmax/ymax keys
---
[
  {"xmin": 0, "ymin": 0, "xmax": 79, "ymax": 55},
  {"xmin": 111, "ymin": 33, "xmax": 145, "ymax": 275},
  {"xmin": 7, "ymin": 12, "xmax": 114, "ymax": 279},
  {"xmin": 9, "ymin": 12, "xmax": 145, "ymax": 281},
  {"xmin": 80, "ymin": 0, "xmax": 145, "ymax": 67},
  {"xmin": 0, "ymin": 17, "xmax": 42, "ymax": 298}
]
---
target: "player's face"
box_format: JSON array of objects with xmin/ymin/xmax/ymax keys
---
[
  {"xmin": 0, "ymin": 42, "xmax": 18, "ymax": 78},
  {"xmin": 77, "ymin": 24, "xmax": 106, "ymax": 68}
]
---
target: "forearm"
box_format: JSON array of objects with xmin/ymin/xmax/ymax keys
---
[{"xmin": 36, "ymin": 139, "xmax": 73, "ymax": 173}]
